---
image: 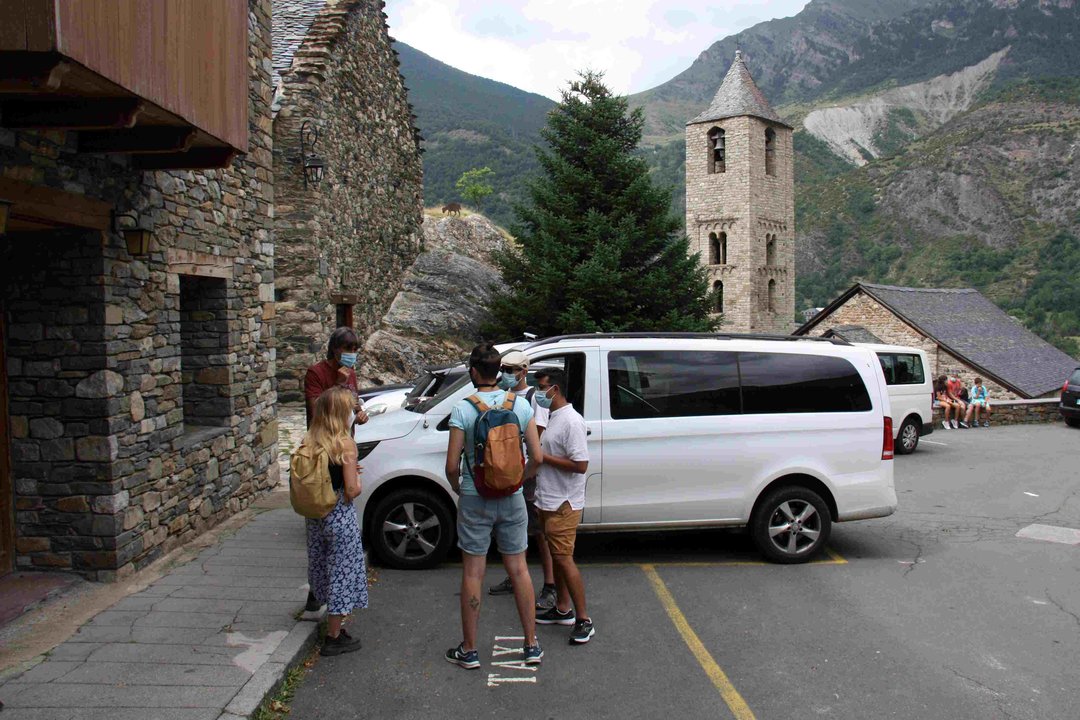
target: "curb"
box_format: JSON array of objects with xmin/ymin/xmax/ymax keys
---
[{"xmin": 218, "ymin": 618, "xmax": 321, "ymax": 719}]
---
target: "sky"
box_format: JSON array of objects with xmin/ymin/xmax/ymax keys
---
[{"xmin": 385, "ymin": 0, "xmax": 811, "ymax": 100}]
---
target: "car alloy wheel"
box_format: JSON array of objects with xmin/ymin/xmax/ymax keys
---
[
  {"xmin": 899, "ymin": 419, "xmax": 919, "ymax": 454},
  {"xmin": 369, "ymin": 487, "xmax": 454, "ymax": 569},
  {"xmin": 751, "ymin": 485, "xmax": 832, "ymax": 564}
]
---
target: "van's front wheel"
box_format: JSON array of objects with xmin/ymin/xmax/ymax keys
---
[
  {"xmin": 896, "ymin": 417, "xmax": 920, "ymax": 454},
  {"xmin": 751, "ymin": 486, "xmax": 831, "ymax": 564},
  {"xmin": 369, "ymin": 488, "xmax": 454, "ymax": 569}
]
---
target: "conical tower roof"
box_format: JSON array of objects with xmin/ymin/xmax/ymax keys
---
[{"xmin": 689, "ymin": 50, "xmax": 790, "ymax": 128}]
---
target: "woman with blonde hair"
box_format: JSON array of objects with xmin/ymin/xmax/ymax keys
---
[{"xmin": 305, "ymin": 386, "xmax": 367, "ymax": 656}]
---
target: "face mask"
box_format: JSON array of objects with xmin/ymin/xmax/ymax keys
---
[
  {"xmin": 534, "ymin": 388, "xmax": 553, "ymax": 409},
  {"xmin": 339, "ymin": 352, "xmax": 358, "ymax": 368},
  {"xmin": 497, "ymin": 372, "xmax": 517, "ymax": 391}
]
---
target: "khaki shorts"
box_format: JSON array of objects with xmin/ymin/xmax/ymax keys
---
[{"xmin": 538, "ymin": 501, "xmax": 582, "ymax": 556}]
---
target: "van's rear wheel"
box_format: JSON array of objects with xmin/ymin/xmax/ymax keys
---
[
  {"xmin": 896, "ymin": 417, "xmax": 920, "ymax": 454},
  {"xmin": 369, "ymin": 488, "xmax": 454, "ymax": 569},
  {"xmin": 751, "ymin": 486, "xmax": 831, "ymax": 564}
]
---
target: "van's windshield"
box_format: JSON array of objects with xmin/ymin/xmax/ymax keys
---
[{"xmin": 409, "ymin": 370, "xmax": 471, "ymax": 414}]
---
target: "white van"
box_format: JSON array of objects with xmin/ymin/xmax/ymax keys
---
[
  {"xmin": 353, "ymin": 334, "xmax": 897, "ymax": 569},
  {"xmin": 858, "ymin": 343, "xmax": 933, "ymax": 454}
]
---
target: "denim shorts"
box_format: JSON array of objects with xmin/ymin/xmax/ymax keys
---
[{"xmin": 457, "ymin": 493, "xmax": 528, "ymax": 556}]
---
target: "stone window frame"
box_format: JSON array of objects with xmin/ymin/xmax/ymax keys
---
[
  {"xmin": 713, "ymin": 280, "xmax": 724, "ymax": 314},
  {"xmin": 765, "ymin": 127, "xmax": 776, "ymax": 177},
  {"xmin": 765, "ymin": 234, "xmax": 776, "ymax": 267},
  {"xmin": 167, "ymin": 250, "xmax": 235, "ymax": 449},
  {"xmin": 767, "ymin": 278, "xmax": 777, "ymax": 313},
  {"xmin": 708, "ymin": 231, "xmax": 727, "ymax": 265}
]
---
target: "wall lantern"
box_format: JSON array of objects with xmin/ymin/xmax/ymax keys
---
[
  {"xmin": 112, "ymin": 210, "xmax": 153, "ymax": 256},
  {"xmin": 300, "ymin": 120, "xmax": 325, "ymax": 189},
  {"xmin": 0, "ymin": 198, "xmax": 12, "ymax": 235}
]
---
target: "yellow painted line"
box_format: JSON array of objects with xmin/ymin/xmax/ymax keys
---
[
  {"xmin": 824, "ymin": 547, "xmax": 848, "ymax": 564},
  {"xmin": 641, "ymin": 563, "xmax": 756, "ymax": 720}
]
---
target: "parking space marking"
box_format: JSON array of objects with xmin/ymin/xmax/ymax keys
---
[
  {"xmin": 921, "ymin": 440, "xmax": 948, "ymax": 446},
  {"xmin": 641, "ymin": 564, "xmax": 756, "ymax": 720}
]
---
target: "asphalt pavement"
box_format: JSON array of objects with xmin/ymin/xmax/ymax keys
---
[{"xmin": 289, "ymin": 423, "xmax": 1080, "ymax": 720}]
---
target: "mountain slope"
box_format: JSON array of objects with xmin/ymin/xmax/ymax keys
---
[{"xmin": 394, "ymin": 42, "xmax": 555, "ymax": 226}]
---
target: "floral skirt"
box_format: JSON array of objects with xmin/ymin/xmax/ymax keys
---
[{"xmin": 306, "ymin": 493, "xmax": 368, "ymax": 616}]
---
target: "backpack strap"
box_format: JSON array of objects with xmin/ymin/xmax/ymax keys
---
[
  {"xmin": 502, "ymin": 392, "xmax": 517, "ymax": 411},
  {"xmin": 466, "ymin": 395, "xmax": 491, "ymax": 413},
  {"xmin": 526, "ymin": 387, "xmax": 536, "ymax": 404}
]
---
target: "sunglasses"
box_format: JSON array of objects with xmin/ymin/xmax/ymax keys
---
[{"xmin": 500, "ymin": 365, "xmax": 524, "ymax": 374}]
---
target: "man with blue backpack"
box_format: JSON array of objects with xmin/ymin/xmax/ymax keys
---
[{"xmin": 444, "ymin": 343, "xmax": 545, "ymax": 670}]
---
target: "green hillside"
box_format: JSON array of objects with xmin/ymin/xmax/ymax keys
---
[{"xmin": 394, "ymin": 42, "xmax": 554, "ymax": 227}]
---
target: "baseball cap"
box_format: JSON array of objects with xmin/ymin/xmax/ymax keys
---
[{"xmin": 501, "ymin": 350, "xmax": 529, "ymax": 369}]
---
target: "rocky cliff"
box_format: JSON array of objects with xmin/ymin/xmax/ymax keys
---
[{"xmin": 358, "ymin": 214, "xmax": 510, "ymax": 384}]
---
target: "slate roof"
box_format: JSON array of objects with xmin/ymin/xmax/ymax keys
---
[
  {"xmin": 796, "ymin": 283, "xmax": 1079, "ymax": 398},
  {"xmin": 690, "ymin": 50, "xmax": 791, "ymax": 128},
  {"xmin": 822, "ymin": 325, "xmax": 884, "ymax": 344},
  {"xmin": 272, "ymin": 0, "xmax": 329, "ymax": 88}
]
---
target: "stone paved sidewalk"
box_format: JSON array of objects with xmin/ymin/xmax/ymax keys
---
[{"xmin": 0, "ymin": 506, "xmax": 316, "ymax": 720}]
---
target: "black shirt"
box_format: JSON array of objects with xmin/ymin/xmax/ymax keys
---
[{"xmin": 329, "ymin": 462, "xmax": 344, "ymax": 492}]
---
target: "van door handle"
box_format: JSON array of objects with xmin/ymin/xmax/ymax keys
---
[{"xmin": 587, "ymin": 429, "xmax": 592, "ymax": 436}]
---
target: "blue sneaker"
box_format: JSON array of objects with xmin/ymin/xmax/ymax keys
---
[
  {"xmin": 445, "ymin": 643, "xmax": 480, "ymax": 669},
  {"xmin": 523, "ymin": 640, "xmax": 543, "ymax": 665}
]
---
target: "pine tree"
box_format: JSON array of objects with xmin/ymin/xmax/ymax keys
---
[{"xmin": 488, "ymin": 72, "xmax": 716, "ymax": 337}]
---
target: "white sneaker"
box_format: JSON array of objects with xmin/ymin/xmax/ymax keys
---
[
  {"xmin": 941, "ymin": 420, "xmax": 950, "ymax": 430},
  {"xmin": 951, "ymin": 420, "xmax": 959, "ymax": 429}
]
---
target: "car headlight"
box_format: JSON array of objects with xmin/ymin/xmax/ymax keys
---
[{"xmin": 357, "ymin": 441, "xmax": 380, "ymax": 460}]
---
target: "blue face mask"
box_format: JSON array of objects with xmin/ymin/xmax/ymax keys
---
[
  {"xmin": 497, "ymin": 373, "xmax": 516, "ymax": 391},
  {"xmin": 339, "ymin": 352, "xmax": 358, "ymax": 368},
  {"xmin": 534, "ymin": 387, "xmax": 553, "ymax": 409}
]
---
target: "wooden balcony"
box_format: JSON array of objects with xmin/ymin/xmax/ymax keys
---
[{"xmin": 0, "ymin": 0, "xmax": 248, "ymax": 168}]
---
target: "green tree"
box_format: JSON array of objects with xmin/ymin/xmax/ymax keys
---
[
  {"xmin": 488, "ymin": 72, "xmax": 715, "ymax": 337},
  {"xmin": 455, "ymin": 166, "xmax": 495, "ymax": 210}
]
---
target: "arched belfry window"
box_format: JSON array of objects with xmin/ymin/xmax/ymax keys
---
[
  {"xmin": 708, "ymin": 232, "xmax": 727, "ymax": 265},
  {"xmin": 708, "ymin": 127, "xmax": 725, "ymax": 174},
  {"xmin": 714, "ymin": 281, "xmax": 724, "ymax": 314},
  {"xmin": 766, "ymin": 234, "xmax": 776, "ymax": 266},
  {"xmin": 767, "ymin": 279, "xmax": 777, "ymax": 312},
  {"xmin": 765, "ymin": 128, "xmax": 776, "ymax": 176}
]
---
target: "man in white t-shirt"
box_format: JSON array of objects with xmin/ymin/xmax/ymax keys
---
[{"xmin": 532, "ymin": 368, "xmax": 594, "ymax": 644}]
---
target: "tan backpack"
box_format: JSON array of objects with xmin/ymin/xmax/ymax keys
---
[
  {"xmin": 463, "ymin": 393, "xmax": 525, "ymax": 498},
  {"xmin": 289, "ymin": 441, "xmax": 338, "ymax": 519}
]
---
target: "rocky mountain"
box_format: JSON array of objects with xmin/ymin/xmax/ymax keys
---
[
  {"xmin": 396, "ymin": 0, "xmax": 1080, "ymax": 352},
  {"xmin": 359, "ymin": 213, "xmax": 510, "ymax": 384},
  {"xmin": 394, "ymin": 42, "xmax": 555, "ymax": 227}
]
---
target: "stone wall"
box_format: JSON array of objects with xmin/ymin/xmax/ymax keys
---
[
  {"xmin": 685, "ymin": 115, "xmax": 794, "ymax": 333},
  {"xmin": 0, "ymin": 0, "xmax": 278, "ymax": 579},
  {"xmin": 933, "ymin": 398, "xmax": 1062, "ymax": 425},
  {"xmin": 273, "ymin": 0, "xmax": 424, "ymax": 402},
  {"xmin": 806, "ymin": 291, "xmax": 1021, "ymax": 400}
]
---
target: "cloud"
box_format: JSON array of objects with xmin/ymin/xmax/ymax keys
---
[{"xmin": 386, "ymin": 0, "xmax": 810, "ymax": 99}]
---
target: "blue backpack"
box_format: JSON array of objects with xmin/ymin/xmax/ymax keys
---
[{"xmin": 463, "ymin": 393, "xmax": 525, "ymax": 498}]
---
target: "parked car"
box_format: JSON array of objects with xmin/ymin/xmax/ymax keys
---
[
  {"xmin": 859, "ymin": 343, "xmax": 934, "ymax": 454},
  {"xmin": 354, "ymin": 333, "xmax": 897, "ymax": 569},
  {"xmin": 1061, "ymin": 367, "xmax": 1080, "ymax": 427}
]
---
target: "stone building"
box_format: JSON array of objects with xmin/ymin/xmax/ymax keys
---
[
  {"xmin": 0, "ymin": 0, "xmax": 278, "ymax": 579},
  {"xmin": 271, "ymin": 0, "xmax": 424, "ymax": 402},
  {"xmin": 685, "ymin": 50, "xmax": 795, "ymax": 333},
  {"xmin": 795, "ymin": 283, "xmax": 1079, "ymax": 399}
]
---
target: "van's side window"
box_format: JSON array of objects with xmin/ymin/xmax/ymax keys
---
[
  {"xmin": 608, "ymin": 351, "xmax": 740, "ymax": 419},
  {"xmin": 527, "ymin": 353, "xmax": 588, "ymax": 416},
  {"xmin": 740, "ymin": 352, "xmax": 872, "ymax": 414},
  {"xmin": 877, "ymin": 353, "xmax": 925, "ymax": 385}
]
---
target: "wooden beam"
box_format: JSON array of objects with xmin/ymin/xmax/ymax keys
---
[
  {"xmin": 0, "ymin": 52, "xmax": 70, "ymax": 92},
  {"xmin": 79, "ymin": 127, "xmax": 197, "ymax": 154},
  {"xmin": 1, "ymin": 98, "xmax": 144, "ymax": 129},
  {"xmin": 132, "ymin": 148, "xmax": 238, "ymax": 170},
  {"xmin": 0, "ymin": 176, "xmax": 111, "ymax": 231}
]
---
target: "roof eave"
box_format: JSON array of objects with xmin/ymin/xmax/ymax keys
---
[{"xmin": 687, "ymin": 112, "xmax": 793, "ymax": 129}]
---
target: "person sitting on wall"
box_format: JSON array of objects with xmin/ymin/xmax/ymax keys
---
[
  {"xmin": 934, "ymin": 376, "xmax": 958, "ymax": 430},
  {"xmin": 303, "ymin": 326, "xmax": 369, "ymax": 613},
  {"xmin": 966, "ymin": 377, "xmax": 992, "ymax": 428},
  {"xmin": 945, "ymin": 373, "xmax": 969, "ymax": 428}
]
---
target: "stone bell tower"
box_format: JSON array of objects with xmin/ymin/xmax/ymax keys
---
[{"xmin": 685, "ymin": 50, "xmax": 794, "ymax": 333}]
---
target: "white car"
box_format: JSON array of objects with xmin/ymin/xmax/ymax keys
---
[
  {"xmin": 354, "ymin": 333, "xmax": 897, "ymax": 569},
  {"xmin": 858, "ymin": 343, "xmax": 934, "ymax": 454}
]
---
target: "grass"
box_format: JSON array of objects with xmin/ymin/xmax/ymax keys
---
[{"xmin": 251, "ymin": 623, "xmax": 326, "ymax": 720}]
